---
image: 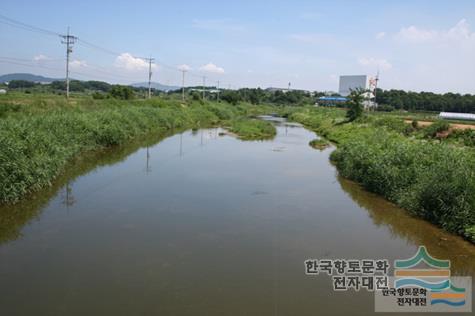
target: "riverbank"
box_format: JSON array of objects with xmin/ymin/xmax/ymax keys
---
[
  {"xmin": 290, "ymin": 107, "xmax": 475, "ymax": 243},
  {"xmin": 0, "ymin": 96, "xmax": 277, "ymax": 204}
]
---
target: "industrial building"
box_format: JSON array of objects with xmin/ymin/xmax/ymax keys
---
[
  {"xmin": 338, "ymin": 74, "xmax": 377, "ymax": 109},
  {"xmin": 338, "ymin": 75, "xmax": 369, "ymax": 97}
]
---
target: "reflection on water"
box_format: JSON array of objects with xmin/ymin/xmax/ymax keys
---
[
  {"xmin": 0, "ymin": 121, "xmax": 473, "ymax": 316},
  {"xmin": 0, "ymin": 131, "xmax": 174, "ymax": 244},
  {"xmin": 338, "ymin": 177, "xmax": 475, "ymax": 275}
]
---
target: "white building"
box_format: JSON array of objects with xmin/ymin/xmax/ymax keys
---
[
  {"xmin": 339, "ymin": 75, "xmax": 377, "ymax": 109},
  {"xmin": 338, "ymin": 75, "xmax": 369, "ymax": 96}
]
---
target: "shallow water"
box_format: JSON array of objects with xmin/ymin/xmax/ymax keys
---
[{"xmin": 1, "ymin": 121, "xmax": 474, "ymax": 315}]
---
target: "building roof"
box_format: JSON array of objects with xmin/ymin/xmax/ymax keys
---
[{"xmin": 318, "ymin": 96, "xmax": 347, "ymax": 102}]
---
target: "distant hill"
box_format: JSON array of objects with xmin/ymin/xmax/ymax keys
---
[
  {"xmin": 131, "ymin": 82, "xmax": 181, "ymax": 92},
  {"xmin": 0, "ymin": 73, "xmax": 61, "ymax": 83},
  {"xmin": 0, "ymin": 73, "xmax": 181, "ymax": 92}
]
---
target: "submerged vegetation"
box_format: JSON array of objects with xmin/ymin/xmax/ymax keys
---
[{"xmin": 291, "ymin": 107, "xmax": 475, "ymax": 243}]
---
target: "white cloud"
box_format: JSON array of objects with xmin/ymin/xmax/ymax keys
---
[
  {"xmin": 33, "ymin": 54, "xmax": 50, "ymax": 61},
  {"xmin": 395, "ymin": 19, "xmax": 475, "ymax": 44},
  {"xmin": 177, "ymin": 64, "xmax": 191, "ymax": 71},
  {"xmin": 192, "ymin": 19, "xmax": 244, "ymax": 32},
  {"xmin": 358, "ymin": 57, "xmax": 392, "ymax": 71},
  {"xmin": 114, "ymin": 53, "xmax": 156, "ymax": 71},
  {"xmin": 70, "ymin": 59, "xmax": 87, "ymax": 68},
  {"xmin": 199, "ymin": 62, "xmax": 225, "ymax": 74},
  {"xmin": 375, "ymin": 32, "xmax": 386, "ymax": 39},
  {"xmin": 396, "ymin": 26, "xmax": 436, "ymax": 42}
]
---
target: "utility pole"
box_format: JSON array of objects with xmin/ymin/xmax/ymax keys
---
[
  {"xmin": 181, "ymin": 69, "xmax": 187, "ymax": 102},
  {"xmin": 374, "ymin": 70, "xmax": 380, "ymax": 110},
  {"xmin": 217, "ymin": 80, "xmax": 220, "ymax": 102},
  {"xmin": 61, "ymin": 27, "xmax": 77, "ymax": 99},
  {"xmin": 202, "ymin": 76, "xmax": 206, "ymax": 100},
  {"xmin": 145, "ymin": 57, "xmax": 155, "ymax": 99}
]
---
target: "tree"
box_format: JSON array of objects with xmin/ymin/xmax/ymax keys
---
[
  {"xmin": 109, "ymin": 85, "xmax": 134, "ymax": 100},
  {"xmin": 8, "ymin": 80, "xmax": 35, "ymax": 89},
  {"xmin": 221, "ymin": 90, "xmax": 241, "ymax": 105},
  {"xmin": 346, "ymin": 89, "xmax": 365, "ymax": 122}
]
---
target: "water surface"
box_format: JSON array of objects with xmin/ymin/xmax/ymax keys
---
[{"xmin": 1, "ymin": 121, "xmax": 474, "ymax": 315}]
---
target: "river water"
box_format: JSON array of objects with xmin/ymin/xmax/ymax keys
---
[{"xmin": 0, "ymin": 119, "xmax": 474, "ymax": 315}]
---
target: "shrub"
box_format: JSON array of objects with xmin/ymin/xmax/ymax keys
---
[
  {"xmin": 376, "ymin": 104, "xmax": 395, "ymax": 112},
  {"xmin": 423, "ymin": 120, "xmax": 450, "ymax": 138},
  {"xmin": 92, "ymin": 92, "xmax": 106, "ymax": 100},
  {"xmin": 346, "ymin": 89, "xmax": 365, "ymax": 122},
  {"xmin": 109, "ymin": 85, "xmax": 134, "ymax": 100}
]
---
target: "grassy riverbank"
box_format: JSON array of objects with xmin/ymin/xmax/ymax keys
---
[
  {"xmin": 290, "ymin": 107, "xmax": 475, "ymax": 243},
  {"xmin": 0, "ymin": 95, "xmax": 277, "ymax": 203}
]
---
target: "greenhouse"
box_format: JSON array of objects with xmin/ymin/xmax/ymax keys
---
[{"xmin": 439, "ymin": 112, "xmax": 475, "ymax": 121}]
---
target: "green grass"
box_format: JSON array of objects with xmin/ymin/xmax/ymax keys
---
[
  {"xmin": 309, "ymin": 138, "xmax": 330, "ymax": 150},
  {"xmin": 0, "ymin": 95, "xmax": 279, "ymax": 203},
  {"xmin": 290, "ymin": 107, "xmax": 475, "ymax": 243},
  {"xmin": 227, "ymin": 119, "xmax": 277, "ymax": 140}
]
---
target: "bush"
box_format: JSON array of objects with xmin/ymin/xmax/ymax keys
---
[
  {"xmin": 109, "ymin": 85, "xmax": 134, "ymax": 100},
  {"xmin": 376, "ymin": 104, "xmax": 395, "ymax": 112},
  {"xmin": 92, "ymin": 92, "xmax": 106, "ymax": 100},
  {"xmin": 423, "ymin": 120, "xmax": 450, "ymax": 138},
  {"xmin": 221, "ymin": 90, "xmax": 241, "ymax": 105},
  {"xmin": 346, "ymin": 89, "xmax": 365, "ymax": 122},
  {"xmin": 449, "ymin": 129, "xmax": 475, "ymax": 147}
]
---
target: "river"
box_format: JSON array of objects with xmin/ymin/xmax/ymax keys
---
[{"xmin": 0, "ymin": 119, "xmax": 474, "ymax": 315}]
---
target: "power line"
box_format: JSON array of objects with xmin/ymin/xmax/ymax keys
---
[
  {"xmin": 0, "ymin": 13, "xmax": 235, "ymax": 93},
  {"xmin": 0, "ymin": 56, "xmax": 64, "ymax": 63},
  {"xmin": 0, "ymin": 59, "xmax": 65, "ymax": 73},
  {"xmin": 77, "ymin": 38, "xmax": 122, "ymax": 57},
  {"xmin": 0, "ymin": 13, "xmax": 61, "ymax": 37}
]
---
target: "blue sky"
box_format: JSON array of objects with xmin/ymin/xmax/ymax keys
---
[{"xmin": 1, "ymin": 0, "xmax": 474, "ymax": 93}]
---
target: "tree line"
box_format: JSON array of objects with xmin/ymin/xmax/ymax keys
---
[
  {"xmin": 375, "ymin": 88, "xmax": 475, "ymax": 113},
  {"xmin": 3, "ymin": 79, "xmax": 475, "ymax": 112}
]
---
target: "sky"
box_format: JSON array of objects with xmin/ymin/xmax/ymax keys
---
[{"xmin": 1, "ymin": 0, "xmax": 474, "ymax": 93}]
